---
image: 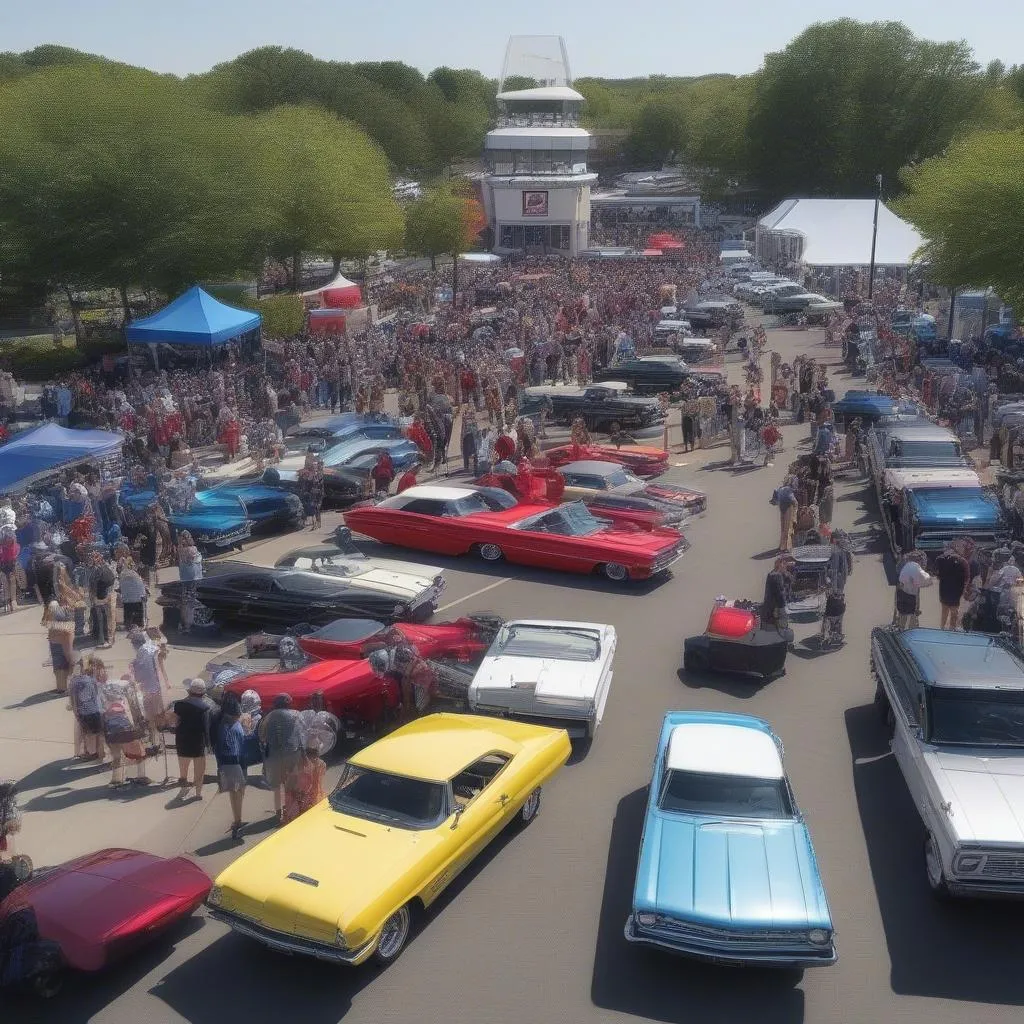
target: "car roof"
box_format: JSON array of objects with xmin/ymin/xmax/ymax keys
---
[
  {"xmin": 666, "ymin": 722, "xmax": 783, "ymax": 779},
  {"xmin": 882, "ymin": 425, "xmax": 958, "ymax": 441},
  {"xmin": 350, "ymin": 718, "xmax": 522, "ymax": 781},
  {"xmin": 503, "ymin": 618, "xmax": 607, "ymax": 632},
  {"xmin": 390, "ymin": 484, "xmax": 476, "ymax": 501},
  {"xmin": 559, "ymin": 461, "xmax": 625, "ymax": 475},
  {"xmin": 900, "ymin": 629, "xmax": 1024, "ymax": 690}
]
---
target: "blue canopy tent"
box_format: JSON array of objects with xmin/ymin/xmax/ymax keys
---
[
  {"xmin": 0, "ymin": 423, "xmax": 124, "ymax": 493},
  {"xmin": 126, "ymin": 287, "xmax": 261, "ymax": 367}
]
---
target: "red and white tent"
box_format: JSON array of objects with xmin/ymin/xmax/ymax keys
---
[{"xmin": 302, "ymin": 272, "xmax": 363, "ymax": 309}]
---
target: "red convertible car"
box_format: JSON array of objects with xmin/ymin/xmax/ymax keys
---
[
  {"xmin": 224, "ymin": 658, "xmax": 396, "ymax": 725},
  {"xmin": 0, "ymin": 848, "xmax": 210, "ymax": 989},
  {"xmin": 344, "ymin": 485, "xmax": 686, "ymax": 582},
  {"xmin": 297, "ymin": 615, "xmax": 500, "ymax": 662},
  {"xmin": 543, "ymin": 443, "xmax": 669, "ymax": 478}
]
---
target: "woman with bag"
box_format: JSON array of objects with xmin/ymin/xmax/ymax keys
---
[
  {"xmin": 99, "ymin": 671, "xmax": 148, "ymax": 789},
  {"xmin": 173, "ymin": 679, "xmax": 213, "ymax": 801}
]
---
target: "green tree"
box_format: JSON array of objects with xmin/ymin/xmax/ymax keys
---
[
  {"xmin": 625, "ymin": 99, "xmax": 687, "ymax": 168},
  {"xmin": 747, "ymin": 20, "xmax": 984, "ymax": 197},
  {"xmin": 248, "ymin": 105, "xmax": 403, "ymax": 289},
  {"xmin": 404, "ymin": 184, "xmax": 485, "ymax": 270},
  {"xmin": 896, "ymin": 130, "xmax": 1024, "ymax": 315},
  {"xmin": 0, "ymin": 64, "xmax": 261, "ymax": 329}
]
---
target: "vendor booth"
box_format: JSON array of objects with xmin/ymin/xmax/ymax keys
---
[
  {"xmin": 0, "ymin": 424, "xmax": 124, "ymax": 493},
  {"xmin": 302, "ymin": 272, "xmax": 363, "ymax": 310},
  {"xmin": 126, "ymin": 287, "xmax": 262, "ymax": 368}
]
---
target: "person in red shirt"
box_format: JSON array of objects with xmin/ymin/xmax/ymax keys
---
[
  {"xmin": 371, "ymin": 451, "xmax": 395, "ymax": 496},
  {"xmin": 396, "ymin": 465, "xmax": 420, "ymax": 493}
]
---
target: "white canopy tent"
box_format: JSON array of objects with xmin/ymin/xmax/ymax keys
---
[{"xmin": 756, "ymin": 198, "xmax": 924, "ymax": 268}]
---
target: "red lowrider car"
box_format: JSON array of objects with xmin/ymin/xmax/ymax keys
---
[
  {"xmin": 224, "ymin": 658, "xmax": 396, "ymax": 724},
  {"xmin": 344, "ymin": 485, "xmax": 686, "ymax": 582},
  {"xmin": 0, "ymin": 849, "xmax": 210, "ymax": 987},
  {"xmin": 543, "ymin": 443, "xmax": 669, "ymax": 478},
  {"xmin": 297, "ymin": 615, "xmax": 500, "ymax": 662}
]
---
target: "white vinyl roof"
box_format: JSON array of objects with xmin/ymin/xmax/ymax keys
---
[
  {"xmin": 758, "ymin": 198, "xmax": 924, "ymax": 267},
  {"xmin": 666, "ymin": 723, "xmax": 783, "ymax": 779},
  {"xmin": 497, "ymin": 86, "xmax": 584, "ymax": 102},
  {"xmin": 391, "ymin": 485, "xmax": 475, "ymax": 502}
]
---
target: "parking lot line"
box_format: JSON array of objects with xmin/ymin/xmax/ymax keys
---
[{"xmin": 437, "ymin": 577, "xmax": 511, "ymax": 613}]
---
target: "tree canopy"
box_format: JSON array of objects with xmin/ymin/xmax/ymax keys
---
[
  {"xmin": 404, "ymin": 183, "xmax": 485, "ymax": 266},
  {"xmin": 746, "ymin": 20, "xmax": 984, "ymax": 198},
  {"xmin": 896, "ymin": 130, "xmax": 1024, "ymax": 315}
]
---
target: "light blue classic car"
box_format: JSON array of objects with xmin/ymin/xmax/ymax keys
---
[{"xmin": 625, "ymin": 711, "xmax": 836, "ymax": 967}]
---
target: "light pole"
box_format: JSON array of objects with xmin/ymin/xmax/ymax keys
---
[{"xmin": 867, "ymin": 173, "xmax": 883, "ymax": 300}]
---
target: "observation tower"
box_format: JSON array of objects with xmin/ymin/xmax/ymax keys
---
[{"xmin": 480, "ymin": 36, "xmax": 596, "ymax": 257}]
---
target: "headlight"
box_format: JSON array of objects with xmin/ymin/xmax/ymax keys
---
[
  {"xmin": 954, "ymin": 852, "xmax": 984, "ymax": 874},
  {"xmin": 807, "ymin": 928, "xmax": 831, "ymax": 945},
  {"xmin": 334, "ymin": 927, "xmax": 348, "ymax": 949},
  {"xmin": 636, "ymin": 912, "xmax": 657, "ymax": 927},
  {"xmin": 207, "ymin": 885, "xmax": 222, "ymax": 907}
]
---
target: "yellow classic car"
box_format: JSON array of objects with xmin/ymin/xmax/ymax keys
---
[{"xmin": 207, "ymin": 713, "xmax": 571, "ymax": 967}]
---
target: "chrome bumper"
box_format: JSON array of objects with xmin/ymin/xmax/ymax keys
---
[
  {"xmin": 209, "ymin": 909, "xmax": 376, "ymax": 965},
  {"xmin": 624, "ymin": 915, "xmax": 836, "ymax": 968},
  {"xmin": 202, "ymin": 525, "xmax": 252, "ymax": 549},
  {"xmin": 947, "ymin": 879, "xmax": 1024, "ymax": 899}
]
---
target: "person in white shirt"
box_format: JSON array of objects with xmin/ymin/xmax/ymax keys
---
[{"xmin": 895, "ymin": 551, "xmax": 933, "ymax": 630}]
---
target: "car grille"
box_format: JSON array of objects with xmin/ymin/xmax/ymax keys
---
[
  {"xmin": 653, "ymin": 918, "xmax": 808, "ymax": 945},
  {"xmin": 652, "ymin": 542, "xmax": 686, "ymax": 573},
  {"xmin": 981, "ymin": 855, "xmax": 1024, "ymax": 879}
]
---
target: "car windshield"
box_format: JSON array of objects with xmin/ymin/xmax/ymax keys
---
[
  {"xmin": 513, "ymin": 501, "xmax": 603, "ymax": 536},
  {"xmin": 452, "ymin": 492, "xmax": 515, "ymax": 515},
  {"xmin": 329, "ymin": 764, "xmax": 448, "ymax": 829},
  {"xmin": 929, "ymin": 689, "xmax": 1024, "ymax": 747},
  {"xmin": 493, "ymin": 624, "xmax": 600, "ymax": 661},
  {"xmin": 888, "ymin": 440, "xmax": 961, "ymax": 460},
  {"xmin": 659, "ymin": 770, "xmax": 793, "ymax": 819},
  {"xmin": 604, "ymin": 467, "xmax": 636, "ymax": 487}
]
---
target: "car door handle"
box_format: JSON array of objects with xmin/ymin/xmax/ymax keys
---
[{"xmin": 498, "ymin": 793, "xmax": 510, "ymax": 806}]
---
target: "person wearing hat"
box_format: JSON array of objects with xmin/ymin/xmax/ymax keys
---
[
  {"xmin": 173, "ymin": 679, "xmax": 213, "ymax": 801},
  {"xmin": 761, "ymin": 555, "xmax": 794, "ymax": 633}
]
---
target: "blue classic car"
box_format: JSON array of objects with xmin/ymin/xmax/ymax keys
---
[
  {"xmin": 894, "ymin": 486, "xmax": 1008, "ymax": 556},
  {"xmin": 120, "ymin": 485, "xmax": 252, "ymax": 551},
  {"xmin": 194, "ymin": 482, "xmax": 304, "ymax": 533},
  {"xmin": 289, "ymin": 413, "xmax": 405, "ymax": 445},
  {"xmin": 831, "ymin": 390, "xmax": 922, "ymax": 428},
  {"xmin": 625, "ymin": 711, "xmax": 836, "ymax": 967}
]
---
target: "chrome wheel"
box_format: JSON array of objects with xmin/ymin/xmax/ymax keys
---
[
  {"xmin": 478, "ymin": 543, "xmax": 503, "ymax": 563},
  {"xmin": 520, "ymin": 788, "xmax": 541, "ymax": 824},
  {"xmin": 374, "ymin": 905, "xmax": 411, "ymax": 965},
  {"xmin": 924, "ymin": 834, "xmax": 949, "ymax": 897},
  {"xmin": 602, "ymin": 562, "xmax": 629, "ymax": 582}
]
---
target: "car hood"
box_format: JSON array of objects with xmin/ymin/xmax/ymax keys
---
[
  {"xmin": 216, "ymin": 802, "xmax": 440, "ymax": 943},
  {"xmin": 341, "ymin": 565, "xmax": 440, "ymax": 599},
  {"xmin": 925, "ymin": 749, "xmax": 1024, "ymax": 844},
  {"xmin": 472, "ymin": 655, "xmax": 603, "ymax": 702},
  {"xmin": 634, "ymin": 814, "xmax": 830, "ymax": 930}
]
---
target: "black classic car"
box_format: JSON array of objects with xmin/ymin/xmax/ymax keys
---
[
  {"xmin": 593, "ymin": 357, "xmax": 689, "ymax": 395},
  {"xmin": 519, "ymin": 384, "xmax": 663, "ymax": 432},
  {"xmin": 157, "ymin": 563, "xmax": 444, "ymax": 631}
]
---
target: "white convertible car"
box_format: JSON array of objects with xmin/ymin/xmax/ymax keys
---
[{"xmin": 467, "ymin": 620, "xmax": 617, "ymax": 738}]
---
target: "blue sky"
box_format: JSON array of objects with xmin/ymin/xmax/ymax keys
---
[{"xmin": 0, "ymin": 0, "xmax": 1016, "ymax": 78}]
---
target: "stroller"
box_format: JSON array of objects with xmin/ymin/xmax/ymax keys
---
[{"xmin": 786, "ymin": 544, "xmax": 832, "ymax": 620}]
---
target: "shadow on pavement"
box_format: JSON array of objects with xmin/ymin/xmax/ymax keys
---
[
  {"xmin": 591, "ymin": 788, "xmax": 805, "ymax": 1024},
  {"xmin": 676, "ymin": 666, "xmax": 768, "ymax": 699},
  {"xmin": 846, "ymin": 702, "xmax": 1024, "ymax": 1005},
  {"xmin": 349, "ymin": 539, "xmax": 674, "ymax": 596},
  {"xmin": 16, "ymin": 756, "xmax": 105, "ymax": 793},
  {"xmin": 12, "ymin": 914, "xmax": 207, "ymax": 1023},
  {"xmin": 4, "ymin": 689, "xmax": 67, "ymax": 710}
]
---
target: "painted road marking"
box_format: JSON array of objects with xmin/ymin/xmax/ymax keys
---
[{"xmin": 437, "ymin": 577, "xmax": 511, "ymax": 613}]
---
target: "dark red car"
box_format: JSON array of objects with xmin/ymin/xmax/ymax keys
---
[
  {"xmin": 543, "ymin": 443, "xmax": 670, "ymax": 478},
  {"xmin": 0, "ymin": 848, "xmax": 210, "ymax": 989},
  {"xmin": 296, "ymin": 615, "xmax": 500, "ymax": 662}
]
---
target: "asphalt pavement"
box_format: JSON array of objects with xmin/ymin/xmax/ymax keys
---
[{"xmin": 5, "ymin": 321, "xmax": 1024, "ymax": 1024}]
